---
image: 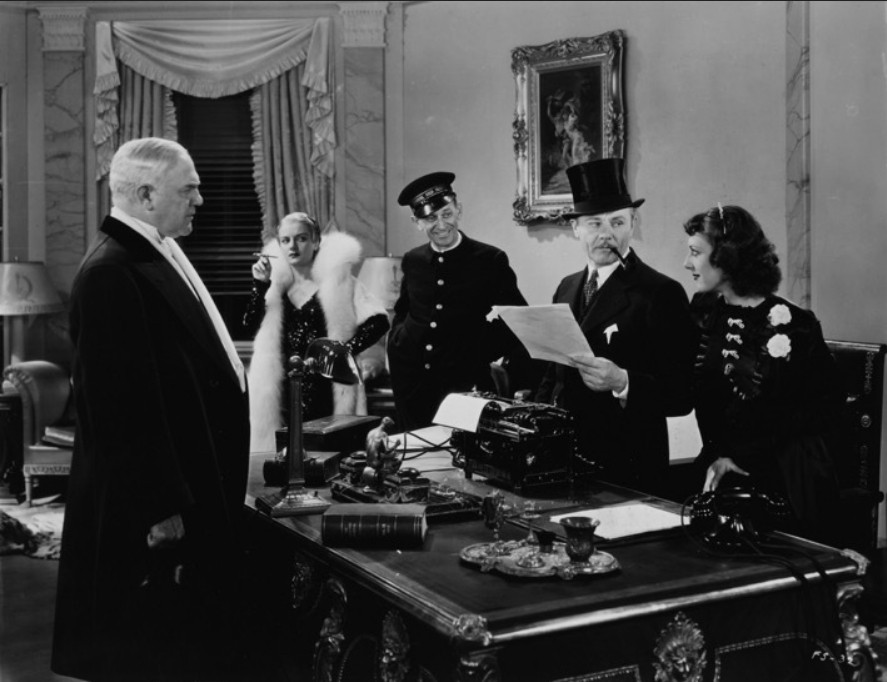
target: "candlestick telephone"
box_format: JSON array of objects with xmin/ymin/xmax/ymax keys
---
[{"xmin": 688, "ymin": 485, "xmax": 791, "ymax": 549}]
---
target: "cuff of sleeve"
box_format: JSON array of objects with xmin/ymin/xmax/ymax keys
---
[{"xmin": 611, "ymin": 372, "xmax": 629, "ymax": 401}]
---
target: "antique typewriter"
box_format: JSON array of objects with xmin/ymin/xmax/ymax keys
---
[{"xmin": 449, "ymin": 392, "xmax": 581, "ymax": 494}]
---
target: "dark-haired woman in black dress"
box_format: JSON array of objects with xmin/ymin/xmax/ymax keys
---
[{"xmin": 683, "ymin": 204, "xmax": 843, "ymax": 544}]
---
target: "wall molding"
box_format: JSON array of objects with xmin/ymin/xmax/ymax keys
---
[
  {"xmin": 339, "ymin": 2, "xmax": 388, "ymax": 48},
  {"xmin": 38, "ymin": 6, "xmax": 87, "ymax": 52}
]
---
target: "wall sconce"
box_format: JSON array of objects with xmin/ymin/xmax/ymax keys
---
[
  {"xmin": 0, "ymin": 261, "xmax": 65, "ymax": 368},
  {"xmin": 256, "ymin": 338, "xmax": 362, "ymax": 517}
]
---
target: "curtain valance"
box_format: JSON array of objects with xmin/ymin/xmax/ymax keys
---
[{"xmin": 94, "ymin": 18, "xmax": 334, "ymax": 179}]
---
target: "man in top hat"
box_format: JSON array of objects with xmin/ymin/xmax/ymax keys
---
[
  {"xmin": 535, "ymin": 158, "xmax": 696, "ymax": 494},
  {"xmin": 388, "ymin": 171, "xmax": 527, "ymax": 430}
]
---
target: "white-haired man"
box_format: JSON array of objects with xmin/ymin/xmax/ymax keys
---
[{"xmin": 52, "ymin": 137, "xmax": 260, "ymax": 681}]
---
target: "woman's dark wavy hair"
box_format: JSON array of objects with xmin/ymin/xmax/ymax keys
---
[{"xmin": 683, "ymin": 205, "xmax": 781, "ymax": 298}]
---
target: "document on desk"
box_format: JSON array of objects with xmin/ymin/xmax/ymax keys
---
[
  {"xmin": 433, "ymin": 393, "xmax": 509, "ymax": 433},
  {"xmin": 491, "ymin": 304, "xmax": 592, "ymax": 366},
  {"xmin": 550, "ymin": 502, "xmax": 683, "ymax": 540}
]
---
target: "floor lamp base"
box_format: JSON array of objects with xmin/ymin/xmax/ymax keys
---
[{"xmin": 256, "ymin": 485, "xmax": 331, "ymax": 517}]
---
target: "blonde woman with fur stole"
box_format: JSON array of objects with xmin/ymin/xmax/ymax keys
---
[{"xmin": 244, "ymin": 213, "xmax": 389, "ymax": 452}]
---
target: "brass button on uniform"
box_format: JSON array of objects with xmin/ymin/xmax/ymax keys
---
[
  {"xmin": 437, "ymin": 279, "xmax": 444, "ymax": 286},
  {"xmin": 430, "ymin": 321, "xmax": 437, "ymax": 329},
  {"xmin": 424, "ymin": 363, "xmax": 431, "ymax": 370},
  {"xmin": 436, "ymin": 303, "xmax": 443, "ymax": 310},
  {"xmin": 425, "ymin": 344, "xmax": 433, "ymax": 351}
]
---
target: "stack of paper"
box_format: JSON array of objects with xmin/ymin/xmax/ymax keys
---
[
  {"xmin": 550, "ymin": 502, "xmax": 683, "ymax": 540},
  {"xmin": 491, "ymin": 304, "xmax": 592, "ymax": 366}
]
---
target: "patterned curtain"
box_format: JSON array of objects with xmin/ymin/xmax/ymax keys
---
[
  {"xmin": 93, "ymin": 18, "xmax": 336, "ymax": 232},
  {"xmin": 250, "ymin": 65, "xmax": 334, "ymax": 242},
  {"xmin": 97, "ymin": 65, "xmax": 177, "ymax": 220}
]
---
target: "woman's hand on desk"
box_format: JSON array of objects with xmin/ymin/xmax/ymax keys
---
[{"xmin": 703, "ymin": 457, "xmax": 749, "ymax": 492}]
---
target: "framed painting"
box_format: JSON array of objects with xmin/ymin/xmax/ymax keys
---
[{"xmin": 511, "ymin": 30, "xmax": 625, "ymax": 225}]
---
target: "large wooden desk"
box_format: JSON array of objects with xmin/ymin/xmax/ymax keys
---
[{"xmin": 244, "ymin": 429, "xmax": 877, "ymax": 682}]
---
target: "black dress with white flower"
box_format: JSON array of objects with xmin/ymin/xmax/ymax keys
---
[{"xmin": 690, "ymin": 292, "xmax": 845, "ymax": 543}]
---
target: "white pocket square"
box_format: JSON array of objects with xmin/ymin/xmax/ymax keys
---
[{"xmin": 604, "ymin": 323, "xmax": 619, "ymax": 344}]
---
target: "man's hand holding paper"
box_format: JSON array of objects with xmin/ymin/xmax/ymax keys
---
[
  {"xmin": 490, "ymin": 304, "xmax": 593, "ymax": 366},
  {"xmin": 570, "ymin": 353, "xmax": 628, "ymax": 394}
]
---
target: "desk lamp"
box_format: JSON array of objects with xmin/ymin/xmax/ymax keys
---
[{"xmin": 256, "ymin": 338, "xmax": 362, "ymax": 517}]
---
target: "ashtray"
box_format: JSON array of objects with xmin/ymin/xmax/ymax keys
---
[
  {"xmin": 459, "ymin": 542, "xmax": 619, "ymax": 580},
  {"xmin": 460, "ymin": 541, "xmax": 524, "ymax": 567},
  {"xmin": 555, "ymin": 550, "xmax": 619, "ymax": 580}
]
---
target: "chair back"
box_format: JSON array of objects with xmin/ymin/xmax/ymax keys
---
[
  {"xmin": 3, "ymin": 361, "xmax": 72, "ymax": 446},
  {"xmin": 826, "ymin": 340, "xmax": 886, "ymax": 553}
]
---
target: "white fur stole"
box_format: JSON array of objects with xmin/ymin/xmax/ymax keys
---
[{"xmin": 247, "ymin": 232, "xmax": 386, "ymax": 452}]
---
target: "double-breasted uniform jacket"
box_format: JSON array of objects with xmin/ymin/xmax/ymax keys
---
[
  {"xmin": 536, "ymin": 250, "xmax": 697, "ymax": 492},
  {"xmin": 52, "ymin": 216, "xmax": 252, "ymax": 681},
  {"xmin": 387, "ymin": 232, "xmax": 526, "ymax": 430}
]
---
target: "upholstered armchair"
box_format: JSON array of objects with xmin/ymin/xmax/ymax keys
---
[{"xmin": 3, "ymin": 361, "xmax": 75, "ymax": 505}]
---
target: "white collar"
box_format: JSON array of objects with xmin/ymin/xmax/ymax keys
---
[
  {"xmin": 429, "ymin": 231, "xmax": 463, "ymax": 253},
  {"xmin": 111, "ymin": 206, "xmax": 167, "ymax": 249},
  {"xmin": 587, "ymin": 249, "xmax": 627, "ymax": 288}
]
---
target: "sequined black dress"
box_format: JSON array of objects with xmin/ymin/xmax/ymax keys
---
[
  {"xmin": 244, "ymin": 280, "xmax": 388, "ymax": 423},
  {"xmin": 691, "ymin": 292, "xmax": 844, "ymax": 542}
]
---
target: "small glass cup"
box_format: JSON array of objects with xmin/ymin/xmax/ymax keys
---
[
  {"xmin": 559, "ymin": 516, "xmax": 600, "ymax": 565},
  {"xmin": 481, "ymin": 491, "xmax": 509, "ymax": 557},
  {"xmin": 534, "ymin": 529, "xmax": 557, "ymax": 554},
  {"xmin": 519, "ymin": 501, "xmax": 541, "ymax": 546}
]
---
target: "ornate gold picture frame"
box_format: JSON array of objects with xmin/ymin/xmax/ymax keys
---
[{"xmin": 511, "ymin": 31, "xmax": 625, "ymax": 226}]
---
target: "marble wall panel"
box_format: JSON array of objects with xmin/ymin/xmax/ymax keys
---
[
  {"xmin": 786, "ymin": 0, "xmax": 811, "ymax": 308},
  {"xmin": 344, "ymin": 47, "xmax": 385, "ymax": 257},
  {"xmin": 44, "ymin": 52, "xmax": 85, "ymax": 297}
]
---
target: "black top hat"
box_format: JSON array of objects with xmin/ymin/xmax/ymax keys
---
[
  {"xmin": 564, "ymin": 158, "xmax": 644, "ymax": 219},
  {"xmin": 397, "ymin": 171, "xmax": 457, "ymax": 219}
]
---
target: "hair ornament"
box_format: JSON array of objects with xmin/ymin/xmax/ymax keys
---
[{"xmin": 717, "ymin": 202, "xmax": 728, "ymax": 234}]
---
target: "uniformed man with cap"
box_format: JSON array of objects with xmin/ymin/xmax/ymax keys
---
[
  {"xmin": 388, "ymin": 171, "xmax": 527, "ymax": 431},
  {"xmin": 535, "ymin": 158, "xmax": 696, "ymax": 494}
]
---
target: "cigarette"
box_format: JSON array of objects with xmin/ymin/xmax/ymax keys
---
[{"xmin": 252, "ymin": 252, "xmax": 278, "ymax": 258}]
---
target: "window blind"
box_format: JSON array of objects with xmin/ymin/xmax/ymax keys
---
[{"xmin": 174, "ymin": 91, "xmax": 263, "ymax": 341}]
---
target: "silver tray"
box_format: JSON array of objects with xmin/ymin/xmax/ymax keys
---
[{"xmin": 460, "ymin": 542, "xmax": 619, "ymax": 580}]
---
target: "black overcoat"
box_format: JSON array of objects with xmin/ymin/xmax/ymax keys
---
[
  {"xmin": 52, "ymin": 216, "xmax": 251, "ymax": 681},
  {"xmin": 387, "ymin": 233, "xmax": 526, "ymax": 430},
  {"xmin": 536, "ymin": 251, "xmax": 696, "ymax": 492}
]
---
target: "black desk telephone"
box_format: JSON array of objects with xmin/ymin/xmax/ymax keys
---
[{"xmin": 688, "ymin": 486, "xmax": 791, "ymax": 549}]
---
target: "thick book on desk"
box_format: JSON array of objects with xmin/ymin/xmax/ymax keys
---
[{"xmin": 321, "ymin": 503, "xmax": 427, "ymax": 548}]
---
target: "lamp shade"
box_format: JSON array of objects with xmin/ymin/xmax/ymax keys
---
[
  {"xmin": 0, "ymin": 261, "xmax": 65, "ymax": 316},
  {"xmin": 357, "ymin": 257, "xmax": 403, "ymax": 311},
  {"xmin": 302, "ymin": 339, "xmax": 362, "ymax": 385}
]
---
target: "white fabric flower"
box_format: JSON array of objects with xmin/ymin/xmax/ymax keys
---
[
  {"xmin": 767, "ymin": 333, "xmax": 791, "ymax": 359},
  {"xmin": 768, "ymin": 304, "xmax": 792, "ymax": 326}
]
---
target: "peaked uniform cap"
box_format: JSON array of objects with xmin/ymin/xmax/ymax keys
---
[{"xmin": 398, "ymin": 172, "xmax": 457, "ymax": 219}]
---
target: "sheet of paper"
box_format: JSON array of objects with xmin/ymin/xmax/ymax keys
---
[
  {"xmin": 550, "ymin": 502, "xmax": 683, "ymax": 540},
  {"xmin": 432, "ymin": 393, "xmax": 500, "ymax": 433},
  {"xmin": 492, "ymin": 304, "xmax": 592, "ymax": 365}
]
